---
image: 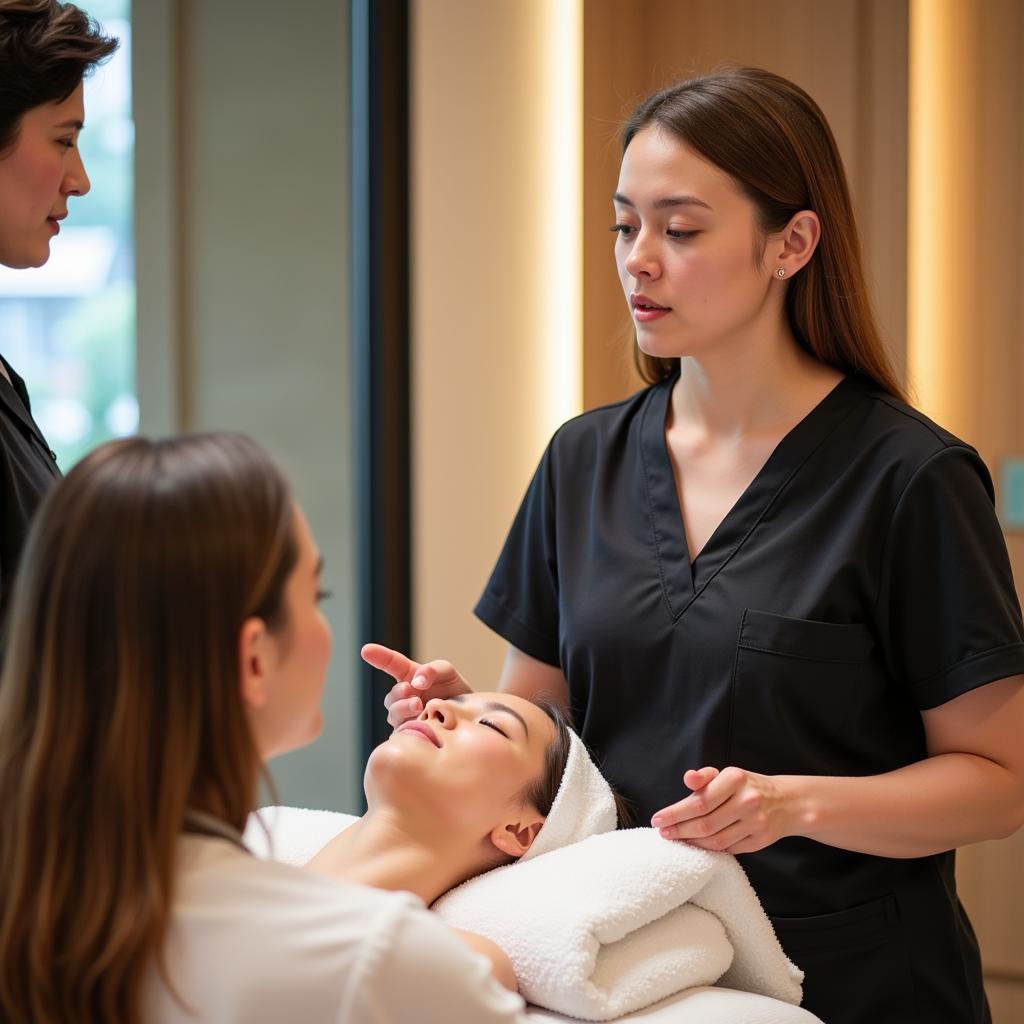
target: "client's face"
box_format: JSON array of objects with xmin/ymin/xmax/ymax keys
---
[{"xmin": 365, "ymin": 692, "xmax": 556, "ymax": 856}]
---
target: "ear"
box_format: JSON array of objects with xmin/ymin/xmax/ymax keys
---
[
  {"xmin": 238, "ymin": 616, "xmax": 271, "ymax": 710},
  {"xmin": 770, "ymin": 209, "xmax": 820, "ymax": 278},
  {"xmin": 489, "ymin": 814, "xmax": 545, "ymax": 859}
]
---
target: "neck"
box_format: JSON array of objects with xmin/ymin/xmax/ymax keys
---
[
  {"xmin": 669, "ymin": 325, "xmax": 841, "ymax": 441},
  {"xmin": 308, "ymin": 805, "xmax": 496, "ymax": 906}
]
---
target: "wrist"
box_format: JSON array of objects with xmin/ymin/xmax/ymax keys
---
[{"xmin": 778, "ymin": 774, "xmax": 822, "ymax": 840}]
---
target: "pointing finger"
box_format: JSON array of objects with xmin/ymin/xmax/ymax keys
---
[{"xmin": 362, "ymin": 642, "xmax": 420, "ymax": 683}]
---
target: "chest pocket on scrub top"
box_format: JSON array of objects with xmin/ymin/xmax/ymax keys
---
[{"xmin": 728, "ymin": 608, "xmax": 874, "ymax": 776}]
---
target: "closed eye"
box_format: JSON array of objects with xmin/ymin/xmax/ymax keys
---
[{"xmin": 479, "ymin": 718, "xmax": 508, "ymax": 738}]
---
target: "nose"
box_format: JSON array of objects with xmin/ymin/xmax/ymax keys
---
[
  {"xmin": 422, "ymin": 697, "xmax": 457, "ymax": 730},
  {"xmin": 623, "ymin": 228, "xmax": 660, "ymax": 281},
  {"xmin": 63, "ymin": 146, "xmax": 91, "ymax": 198}
]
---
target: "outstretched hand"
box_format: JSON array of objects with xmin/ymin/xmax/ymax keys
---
[
  {"xmin": 365, "ymin": 642, "xmax": 473, "ymax": 728},
  {"xmin": 650, "ymin": 765, "xmax": 795, "ymax": 855}
]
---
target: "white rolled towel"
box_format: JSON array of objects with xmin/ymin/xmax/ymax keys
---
[{"xmin": 432, "ymin": 828, "xmax": 804, "ymax": 1022}]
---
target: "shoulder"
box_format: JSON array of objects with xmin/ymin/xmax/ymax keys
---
[
  {"xmin": 157, "ymin": 839, "xmax": 505, "ymax": 1021},
  {"xmin": 175, "ymin": 837, "xmax": 426, "ymax": 956},
  {"xmin": 543, "ymin": 379, "xmax": 668, "ymax": 470},
  {"xmin": 848, "ymin": 376, "xmax": 975, "ymax": 459},
  {"xmin": 841, "ymin": 376, "xmax": 991, "ymax": 495}
]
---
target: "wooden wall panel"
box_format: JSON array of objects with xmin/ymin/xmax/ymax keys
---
[
  {"xmin": 985, "ymin": 978, "xmax": 1024, "ymax": 1023},
  {"xmin": 923, "ymin": 2, "xmax": 1024, "ymax": 1015}
]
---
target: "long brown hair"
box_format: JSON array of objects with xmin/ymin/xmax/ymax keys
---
[
  {"xmin": 0, "ymin": 433, "xmax": 298, "ymax": 1023},
  {"xmin": 623, "ymin": 66, "xmax": 906, "ymax": 403},
  {"xmin": 0, "ymin": 0, "xmax": 118, "ymax": 153}
]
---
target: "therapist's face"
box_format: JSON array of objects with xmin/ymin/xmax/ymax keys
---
[
  {"xmin": 0, "ymin": 84, "xmax": 91, "ymax": 269},
  {"xmin": 613, "ymin": 126, "xmax": 778, "ymax": 361},
  {"xmin": 366, "ymin": 691, "xmax": 555, "ymax": 846}
]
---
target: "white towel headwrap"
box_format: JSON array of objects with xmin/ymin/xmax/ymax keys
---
[{"xmin": 521, "ymin": 727, "xmax": 617, "ymax": 861}]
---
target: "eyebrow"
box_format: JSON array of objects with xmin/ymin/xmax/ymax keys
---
[
  {"xmin": 612, "ymin": 191, "xmax": 713, "ymax": 212},
  {"xmin": 314, "ymin": 554, "xmax": 324, "ymax": 576},
  {"xmin": 450, "ymin": 695, "xmax": 530, "ymax": 738},
  {"xmin": 54, "ymin": 120, "xmax": 84, "ymax": 131}
]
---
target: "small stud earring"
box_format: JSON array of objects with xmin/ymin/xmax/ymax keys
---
[{"xmin": 776, "ymin": 268, "xmax": 786, "ymax": 279}]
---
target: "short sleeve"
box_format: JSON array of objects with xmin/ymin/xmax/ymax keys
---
[
  {"xmin": 876, "ymin": 445, "xmax": 1024, "ymax": 709},
  {"xmin": 474, "ymin": 440, "xmax": 561, "ymax": 666},
  {"xmin": 352, "ymin": 903, "xmax": 528, "ymax": 1024}
]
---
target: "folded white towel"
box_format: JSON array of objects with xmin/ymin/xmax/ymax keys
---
[{"xmin": 433, "ymin": 828, "xmax": 804, "ymax": 1022}]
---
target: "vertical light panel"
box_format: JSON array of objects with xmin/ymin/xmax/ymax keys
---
[
  {"xmin": 907, "ymin": 0, "xmax": 976, "ymax": 432},
  {"xmin": 540, "ymin": 0, "xmax": 583, "ymax": 429},
  {"xmin": 412, "ymin": 0, "xmax": 585, "ymax": 691}
]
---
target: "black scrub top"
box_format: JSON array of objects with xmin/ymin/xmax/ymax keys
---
[
  {"xmin": 476, "ymin": 372, "xmax": 1024, "ymax": 1024},
  {"xmin": 0, "ymin": 354, "xmax": 60, "ymax": 628}
]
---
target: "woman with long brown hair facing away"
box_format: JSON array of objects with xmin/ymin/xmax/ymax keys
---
[
  {"xmin": 376, "ymin": 67, "xmax": 1024, "ymax": 1022},
  {"xmin": 0, "ymin": 433, "xmax": 534, "ymax": 1023},
  {"xmin": 0, "ymin": 0, "xmax": 116, "ymax": 623}
]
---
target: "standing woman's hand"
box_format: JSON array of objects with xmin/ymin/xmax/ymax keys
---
[
  {"xmin": 650, "ymin": 766, "xmax": 797, "ymax": 855},
  {"xmin": 365, "ymin": 643, "xmax": 473, "ymax": 727}
]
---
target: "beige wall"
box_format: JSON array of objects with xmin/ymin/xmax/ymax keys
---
[
  {"xmin": 135, "ymin": 0, "xmax": 360, "ymax": 811},
  {"xmin": 411, "ymin": 0, "xmax": 582, "ymax": 689},
  {"xmin": 908, "ymin": 1, "xmax": 1024, "ymax": 1014}
]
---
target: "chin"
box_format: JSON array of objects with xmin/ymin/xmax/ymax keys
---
[
  {"xmin": 636, "ymin": 337, "xmax": 683, "ymax": 360},
  {"xmin": 4, "ymin": 248, "xmax": 50, "ymax": 270}
]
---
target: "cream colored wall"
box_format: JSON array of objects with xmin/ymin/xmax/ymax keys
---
[
  {"xmin": 135, "ymin": 0, "xmax": 360, "ymax": 811},
  {"xmin": 410, "ymin": 0, "xmax": 581, "ymax": 688},
  {"xmin": 908, "ymin": 1, "xmax": 1024, "ymax": 1014}
]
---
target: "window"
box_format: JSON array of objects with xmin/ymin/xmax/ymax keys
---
[{"xmin": 0, "ymin": 0, "xmax": 134, "ymax": 469}]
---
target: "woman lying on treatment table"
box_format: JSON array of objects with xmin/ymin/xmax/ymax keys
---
[
  {"xmin": 255, "ymin": 690, "xmax": 810, "ymax": 1022},
  {"xmin": 306, "ymin": 690, "xmax": 585, "ymax": 990}
]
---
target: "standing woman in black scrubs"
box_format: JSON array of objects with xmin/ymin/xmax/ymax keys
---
[
  {"xmin": 375, "ymin": 67, "xmax": 1024, "ymax": 1022},
  {"xmin": 0, "ymin": 0, "xmax": 116, "ymax": 621}
]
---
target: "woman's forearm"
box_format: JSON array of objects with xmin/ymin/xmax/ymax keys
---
[{"xmin": 787, "ymin": 752, "xmax": 1024, "ymax": 858}]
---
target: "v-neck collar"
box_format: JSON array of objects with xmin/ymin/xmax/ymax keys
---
[{"xmin": 640, "ymin": 371, "xmax": 862, "ymax": 621}]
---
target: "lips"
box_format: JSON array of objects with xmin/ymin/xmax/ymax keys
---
[
  {"xmin": 631, "ymin": 293, "xmax": 670, "ymax": 312},
  {"xmin": 396, "ymin": 721, "xmax": 441, "ymax": 748}
]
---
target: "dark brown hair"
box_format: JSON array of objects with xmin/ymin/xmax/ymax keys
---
[
  {"xmin": 0, "ymin": 0, "xmax": 117, "ymax": 153},
  {"xmin": 0, "ymin": 433, "xmax": 298, "ymax": 1024},
  {"xmin": 623, "ymin": 66, "xmax": 906, "ymax": 403},
  {"xmin": 520, "ymin": 699, "xmax": 573, "ymax": 818}
]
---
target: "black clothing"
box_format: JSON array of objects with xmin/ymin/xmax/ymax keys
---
[
  {"xmin": 0, "ymin": 354, "xmax": 60, "ymax": 627},
  {"xmin": 477, "ymin": 373, "xmax": 1023, "ymax": 1023}
]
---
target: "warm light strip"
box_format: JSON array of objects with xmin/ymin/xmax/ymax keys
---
[
  {"xmin": 541, "ymin": 0, "xmax": 583, "ymax": 429},
  {"xmin": 907, "ymin": 0, "xmax": 965, "ymax": 426}
]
